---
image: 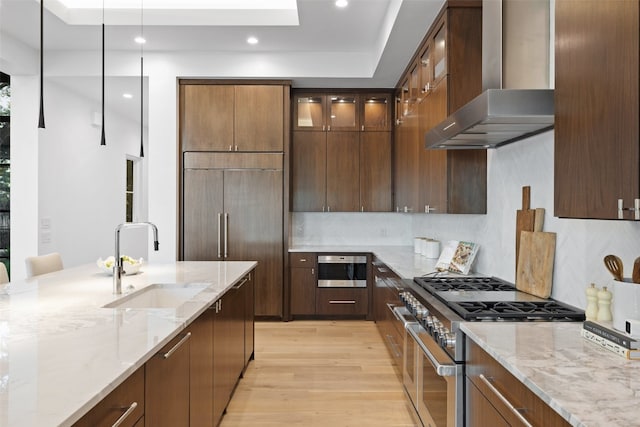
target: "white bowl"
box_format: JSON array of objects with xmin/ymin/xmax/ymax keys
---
[{"xmin": 97, "ymin": 256, "xmax": 144, "ymax": 275}]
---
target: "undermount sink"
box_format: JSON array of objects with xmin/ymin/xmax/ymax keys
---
[{"xmin": 103, "ymin": 283, "xmax": 208, "ymax": 309}]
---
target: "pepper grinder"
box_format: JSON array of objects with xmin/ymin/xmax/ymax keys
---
[
  {"xmin": 585, "ymin": 283, "xmax": 599, "ymax": 321},
  {"xmin": 596, "ymin": 286, "xmax": 612, "ymax": 322}
]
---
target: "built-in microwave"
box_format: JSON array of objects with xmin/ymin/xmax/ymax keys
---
[{"xmin": 317, "ymin": 255, "xmax": 367, "ymax": 288}]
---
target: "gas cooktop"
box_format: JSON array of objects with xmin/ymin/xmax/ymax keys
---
[{"xmin": 413, "ymin": 276, "xmax": 585, "ymax": 322}]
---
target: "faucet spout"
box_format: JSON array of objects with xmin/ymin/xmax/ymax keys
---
[{"xmin": 114, "ymin": 221, "xmax": 159, "ymax": 294}]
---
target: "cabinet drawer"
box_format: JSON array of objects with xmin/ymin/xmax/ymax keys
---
[
  {"xmin": 466, "ymin": 338, "xmax": 570, "ymax": 427},
  {"xmin": 72, "ymin": 366, "xmax": 144, "ymax": 427},
  {"xmin": 316, "ymin": 287, "xmax": 367, "ymax": 315},
  {"xmin": 290, "ymin": 252, "xmax": 315, "ymax": 268}
]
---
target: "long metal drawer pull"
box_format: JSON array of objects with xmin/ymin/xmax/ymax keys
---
[
  {"xmin": 217, "ymin": 213, "xmax": 222, "ymax": 258},
  {"xmin": 385, "ymin": 334, "xmax": 401, "ymax": 358},
  {"xmin": 162, "ymin": 332, "xmax": 192, "ymax": 359},
  {"xmin": 224, "ymin": 213, "xmax": 229, "ymax": 258},
  {"xmin": 233, "ymin": 275, "xmax": 250, "ymax": 289},
  {"xmin": 479, "ymin": 374, "xmax": 533, "ymax": 427},
  {"xmin": 407, "ymin": 324, "xmax": 457, "ymax": 377},
  {"xmin": 111, "ymin": 402, "xmax": 138, "ymax": 427},
  {"xmin": 329, "ymin": 300, "xmax": 355, "ymax": 304}
]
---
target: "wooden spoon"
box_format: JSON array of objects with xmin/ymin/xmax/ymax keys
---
[
  {"xmin": 604, "ymin": 254, "xmax": 624, "ymax": 282},
  {"xmin": 632, "ymin": 257, "xmax": 640, "ymax": 284}
]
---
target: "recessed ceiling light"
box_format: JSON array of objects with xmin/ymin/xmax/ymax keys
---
[
  {"xmin": 123, "ymin": 93, "xmax": 133, "ymax": 99},
  {"xmin": 335, "ymin": 0, "xmax": 348, "ymax": 8},
  {"xmin": 134, "ymin": 36, "xmax": 146, "ymax": 44},
  {"xmin": 247, "ymin": 36, "xmax": 259, "ymax": 45}
]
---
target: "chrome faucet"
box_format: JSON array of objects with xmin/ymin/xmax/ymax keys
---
[{"xmin": 114, "ymin": 222, "xmax": 159, "ymax": 294}]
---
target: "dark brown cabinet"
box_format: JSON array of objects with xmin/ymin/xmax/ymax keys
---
[
  {"xmin": 145, "ymin": 333, "xmax": 192, "ymax": 427},
  {"xmin": 290, "ymin": 252, "xmax": 316, "ymax": 316},
  {"xmin": 316, "ymin": 287, "xmax": 368, "ymax": 316},
  {"xmin": 72, "ymin": 366, "xmax": 144, "ymax": 427},
  {"xmin": 292, "ymin": 91, "xmax": 393, "ymax": 212},
  {"xmin": 466, "ymin": 338, "xmax": 571, "ymax": 427},
  {"xmin": 394, "ymin": 0, "xmax": 487, "ymax": 215},
  {"xmin": 554, "ymin": 0, "xmax": 639, "ymax": 219},
  {"xmin": 180, "ymin": 83, "xmax": 286, "ymax": 152},
  {"xmin": 182, "ymin": 153, "xmax": 284, "ymax": 318},
  {"xmin": 189, "ymin": 307, "xmax": 214, "ymax": 427},
  {"xmin": 372, "ymin": 259, "xmax": 404, "ymax": 380}
]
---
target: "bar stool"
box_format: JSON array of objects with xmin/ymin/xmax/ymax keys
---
[{"xmin": 25, "ymin": 252, "xmax": 64, "ymax": 278}]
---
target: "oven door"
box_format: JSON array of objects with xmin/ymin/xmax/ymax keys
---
[{"xmin": 406, "ymin": 323, "xmax": 463, "ymax": 427}]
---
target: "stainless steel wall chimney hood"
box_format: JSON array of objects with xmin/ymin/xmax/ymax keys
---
[{"xmin": 425, "ymin": 0, "xmax": 553, "ymax": 150}]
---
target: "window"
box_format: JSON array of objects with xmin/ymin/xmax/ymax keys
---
[
  {"xmin": 126, "ymin": 158, "xmax": 136, "ymax": 222},
  {"xmin": 0, "ymin": 72, "xmax": 10, "ymax": 277}
]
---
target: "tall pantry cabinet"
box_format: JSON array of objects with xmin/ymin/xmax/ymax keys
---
[{"xmin": 179, "ymin": 80, "xmax": 290, "ymax": 318}]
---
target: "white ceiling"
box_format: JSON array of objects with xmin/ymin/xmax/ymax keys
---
[{"xmin": 0, "ymin": 0, "xmax": 445, "ymax": 117}]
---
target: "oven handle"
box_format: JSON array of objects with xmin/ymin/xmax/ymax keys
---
[
  {"xmin": 406, "ymin": 323, "xmax": 458, "ymax": 377},
  {"xmin": 388, "ymin": 303, "xmax": 403, "ymax": 321}
]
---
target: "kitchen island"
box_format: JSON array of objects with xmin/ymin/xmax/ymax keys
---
[{"xmin": 0, "ymin": 261, "xmax": 256, "ymax": 427}]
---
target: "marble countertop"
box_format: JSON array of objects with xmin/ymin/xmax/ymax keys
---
[
  {"xmin": 0, "ymin": 261, "xmax": 256, "ymax": 427},
  {"xmin": 289, "ymin": 245, "xmax": 440, "ymax": 278},
  {"xmin": 462, "ymin": 322, "xmax": 640, "ymax": 427}
]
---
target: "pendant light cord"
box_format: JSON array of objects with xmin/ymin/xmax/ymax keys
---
[
  {"xmin": 38, "ymin": 0, "xmax": 45, "ymax": 128},
  {"xmin": 100, "ymin": 0, "xmax": 106, "ymax": 145},
  {"xmin": 139, "ymin": 0, "xmax": 144, "ymax": 157}
]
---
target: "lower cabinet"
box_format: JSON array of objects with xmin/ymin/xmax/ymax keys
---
[
  {"xmin": 466, "ymin": 337, "xmax": 571, "ymax": 427},
  {"xmin": 145, "ymin": 332, "xmax": 192, "ymax": 427},
  {"xmin": 75, "ymin": 270, "xmax": 255, "ymax": 427},
  {"xmin": 290, "ymin": 252, "xmax": 316, "ymax": 316},
  {"xmin": 316, "ymin": 287, "xmax": 368, "ymax": 316},
  {"xmin": 72, "ymin": 366, "xmax": 145, "ymax": 427}
]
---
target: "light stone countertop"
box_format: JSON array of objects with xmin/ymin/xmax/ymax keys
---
[
  {"xmin": 0, "ymin": 261, "xmax": 256, "ymax": 427},
  {"xmin": 461, "ymin": 322, "xmax": 640, "ymax": 427}
]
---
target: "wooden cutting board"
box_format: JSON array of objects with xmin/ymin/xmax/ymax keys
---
[
  {"xmin": 516, "ymin": 231, "xmax": 556, "ymax": 299},
  {"xmin": 515, "ymin": 186, "xmax": 536, "ymax": 271}
]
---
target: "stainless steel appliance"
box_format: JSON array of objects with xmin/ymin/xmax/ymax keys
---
[
  {"xmin": 397, "ymin": 275, "xmax": 584, "ymax": 427},
  {"xmin": 317, "ymin": 255, "xmax": 367, "ymax": 288}
]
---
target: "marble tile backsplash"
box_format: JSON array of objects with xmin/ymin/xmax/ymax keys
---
[{"xmin": 291, "ymin": 130, "xmax": 640, "ymax": 310}]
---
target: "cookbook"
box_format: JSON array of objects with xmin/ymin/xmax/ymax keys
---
[{"xmin": 435, "ymin": 240, "xmax": 479, "ymax": 275}]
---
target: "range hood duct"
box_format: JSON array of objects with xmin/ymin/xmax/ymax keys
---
[{"xmin": 425, "ymin": 0, "xmax": 553, "ymax": 150}]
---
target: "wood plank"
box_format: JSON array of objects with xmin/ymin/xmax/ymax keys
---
[
  {"xmin": 516, "ymin": 231, "xmax": 556, "ymax": 299},
  {"xmin": 220, "ymin": 321, "xmax": 417, "ymax": 427}
]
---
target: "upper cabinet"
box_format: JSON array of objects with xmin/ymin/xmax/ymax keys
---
[
  {"xmin": 180, "ymin": 82, "xmax": 286, "ymax": 152},
  {"xmin": 554, "ymin": 0, "xmax": 640, "ymax": 220},
  {"xmin": 293, "ymin": 93, "xmax": 359, "ymax": 132},
  {"xmin": 394, "ymin": 0, "xmax": 486, "ymax": 214},
  {"xmin": 292, "ymin": 91, "xmax": 392, "ymax": 212}
]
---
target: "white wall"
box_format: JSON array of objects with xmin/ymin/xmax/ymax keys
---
[{"xmin": 35, "ymin": 79, "xmax": 149, "ymax": 276}]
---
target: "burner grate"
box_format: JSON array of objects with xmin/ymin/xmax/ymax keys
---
[
  {"xmin": 449, "ymin": 300, "xmax": 586, "ymax": 321},
  {"xmin": 414, "ymin": 276, "xmax": 516, "ymax": 292}
]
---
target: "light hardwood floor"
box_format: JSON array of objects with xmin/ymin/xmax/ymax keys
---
[{"xmin": 220, "ymin": 320, "xmax": 418, "ymax": 427}]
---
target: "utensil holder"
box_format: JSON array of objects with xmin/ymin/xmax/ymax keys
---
[{"xmin": 612, "ymin": 278, "xmax": 640, "ymax": 332}]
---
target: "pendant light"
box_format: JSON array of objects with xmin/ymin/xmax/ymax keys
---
[
  {"xmin": 38, "ymin": 0, "xmax": 45, "ymax": 128},
  {"xmin": 100, "ymin": 0, "xmax": 106, "ymax": 145},
  {"xmin": 139, "ymin": 0, "xmax": 144, "ymax": 158}
]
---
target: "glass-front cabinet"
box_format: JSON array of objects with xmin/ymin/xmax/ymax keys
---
[
  {"xmin": 433, "ymin": 20, "xmax": 447, "ymax": 83},
  {"xmin": 361, "ymin": 93, "xmax": 391, "ymax": 131},
  {"xmin": 293, "ymin": 93, "xmax": 359, "ymax": 131}
]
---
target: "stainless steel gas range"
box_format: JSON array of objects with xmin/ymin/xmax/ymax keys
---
[{"xmin": 393, "ymin": 275, "xmax": 584, "ymax": 427}]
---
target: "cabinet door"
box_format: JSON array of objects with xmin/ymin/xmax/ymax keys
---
[
  {"xmin": 292, "ymin": 131, "xmax": 327, "ymax": 212},
  {"xmin": 145, "ymin": 333, "xmax": 191, "ymax": 427},
  {"xmin": 316, "ymin": 288, "xmax": 368, "ymax": 316},
  {"xmin": 234, "ymin": 85, "xmax": 284, "ymax": 152},
  {"xmin": 182, "ymin": 169, "xmax": 223, "ymax": 261},
  {"xmin": 419, "ymin": 78, "xmax": 448, "ymax": 214},
  {"xmin": 360, "ymin": 132, "xmax": 392, "ymax": 212},
  {"xmin": 361, "ymin": 93, "xmax": 391, "ymax": 131},
  {"xmin": 224, "ymin": 169, "xmax": 283, "ymax": 317},
  {"xmin": 290, "ymin": 267, "xmax": 316, "ymax": 315},
  {"xmin": 328, "ymin": 94, "xmax": 359, "ymax": 131},
  {"xmin": 432, "ymin": 18, "xmax": 447, "ymax": 84},
  {"xmin": 181, "ymin": 85, "xmax": 234, "ymax": 151},
  {"xmin": 326, "ymin": 131, "xmax": 360, "ymax": 212},
  {"xmin": 72, "ymin": 366, "xmax": 144, "ymax": 427},
  {"xmin": 243, "ymin": 272, "xmax": 255, "ymax": 366},
  {"xmin": 393, "ymin": 108, "xmax": 419, "ymax": 213},
  {"xmin": 466, "ymin": 380, "xmax": 510, "ymax": 427},
  {"xmin": 189, "ymin": 307, "xmax": 214, "ymax": 427},
  {"xmin": 293, "ymin": 94, "xmax": 326, "ymax": 131},
  {"xmin": 555, "ymin": 0, "xmax": 639, "ymax": 219}
]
